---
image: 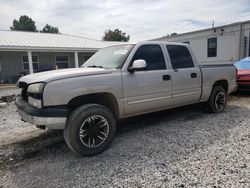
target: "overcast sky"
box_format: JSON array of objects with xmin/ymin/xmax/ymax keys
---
[{"xmin": 0, "ymin": 0, "xmax": 250, "ymax": 41}]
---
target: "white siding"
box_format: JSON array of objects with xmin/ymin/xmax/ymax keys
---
[{"xmin": 155, "ymin": 21, "xmax": 250, "ymax": 65}]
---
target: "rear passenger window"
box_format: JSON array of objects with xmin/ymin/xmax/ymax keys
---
[
  {"xmin": 132, "ymin": 45, "xmax": 166, "ymax": 70},
  {"xmin": 166, "ymin": 45, "xmax": 194, "ymax": 69}
]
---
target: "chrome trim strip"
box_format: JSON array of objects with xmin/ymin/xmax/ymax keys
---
[
  {"xmin": 127, "ymin": 96, "xmax": 171, "ymax": 105},
  {"xmin": 173, "ymin": 91, "xmax": 199, "ymax": 98}
]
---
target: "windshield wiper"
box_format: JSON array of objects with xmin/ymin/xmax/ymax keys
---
[{"xmin": 87, "ymin": 65, "xmax": 104, "ymax": 68}]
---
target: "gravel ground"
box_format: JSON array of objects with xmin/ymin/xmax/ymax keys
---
[
  {"xmin": 0, "ymin": 92, "xmax": 250, "ymax": 187},
  {"xmin": 0, "ymin": 88, "xmax": 46, "ymax": 146}
]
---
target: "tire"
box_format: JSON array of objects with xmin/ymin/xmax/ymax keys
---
[
  {"xmin": 64, "ymin": 104, "xmax": 116, "ymax": 156},
  {"xmin": 206, "ymin": 86, "xmax": 227, "ymax": 113}
]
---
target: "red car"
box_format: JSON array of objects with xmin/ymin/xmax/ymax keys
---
[{"xmin": 235, "ymin": 57, "xmax": 250, "ymax": 90}]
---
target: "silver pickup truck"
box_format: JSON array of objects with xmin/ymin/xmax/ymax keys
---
[{"xmin": 16, "ymin": 41, "xmax": 237, "ymax": 156}]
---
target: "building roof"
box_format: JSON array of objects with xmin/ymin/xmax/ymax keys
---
[
  {"xmin": 154, "ymin": 20, "xmax": 250, "ymax": 40},
  {"xmin": 0, "ymin": 30, "xmax": 125, "ymax": 52}
]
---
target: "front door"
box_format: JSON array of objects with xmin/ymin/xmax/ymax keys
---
[{"xmin": 122, "ymin": 44, "xmax": 172, "ymax": 116}]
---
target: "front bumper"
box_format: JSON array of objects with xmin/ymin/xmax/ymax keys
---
[{"xmin": 15, "ymin": 95, "xmax": 68, "ymax": 129}]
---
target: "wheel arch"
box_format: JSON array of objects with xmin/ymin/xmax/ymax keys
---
[
  {"xmin": 67, "ymin": 92, "xmax": 120, "ymax": 119},
  {"xmin": 213, "ymin": 80, "xmax": 228, "ymax": 93}
]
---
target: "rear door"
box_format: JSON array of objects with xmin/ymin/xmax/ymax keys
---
[
  {"xmin": 166, "ymin": 45, "xmax": 202, "ymax": 106},
  {"xmin": 122, "ymin": 44, "xmax": 172, "ymax": 116}
]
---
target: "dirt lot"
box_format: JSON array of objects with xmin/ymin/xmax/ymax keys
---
[{"xmin": 0, "ymin": 90, "xmax": 250, "ymax": 187}]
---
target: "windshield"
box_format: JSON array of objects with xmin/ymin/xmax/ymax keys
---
[
  {"xmin": 234, "ymin": 60, "xmax": 250, "ymax": 69},
  {"xmin": 82, "ymin": 44, "xmax": 134, "ymax": 69}
]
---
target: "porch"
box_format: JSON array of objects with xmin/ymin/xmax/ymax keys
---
[{"xmin": 0, "ymin": 51, "xmax": 94, "ymax": 83}]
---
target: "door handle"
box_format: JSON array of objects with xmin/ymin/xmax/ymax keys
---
[
  {"xmin": 191, "ymin": 73, "xmax": 197, "ymax": 78},
  {"xmin": 163, "ymin": 75, "xmax": 171, "ymax": 81}
]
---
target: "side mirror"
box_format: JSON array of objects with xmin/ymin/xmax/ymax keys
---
[{"xmin": 128, "ymin": 59, "xmax": 147, "ymax": 72}]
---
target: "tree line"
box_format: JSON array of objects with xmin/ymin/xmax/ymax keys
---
[
  {"xmin": 10, "ymin": 15, "xmax": 130, "ymax": 41},
  {"xmin": 10, "ymin": 15, "xmax": 59, "ymax": 34}
]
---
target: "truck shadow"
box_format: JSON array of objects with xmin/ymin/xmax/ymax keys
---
[
  {"xmin": 117, "ymin": 103, "xmax": 206, "ymax": 135},
  {"xmin": 231, "ymin": 90, "xmax": 250, "ymax": 97},
  {"xmin": 117, "ymin": 90, "xmax": 250, "ymax": 135}
]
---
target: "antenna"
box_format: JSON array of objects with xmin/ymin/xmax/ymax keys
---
[{"xmin": 212, "ymin": 20, "xmax": 215, "ymax": 28}]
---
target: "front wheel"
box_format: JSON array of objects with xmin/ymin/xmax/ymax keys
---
[
  {"xmin": 64, "ymin": 104, "xmax": 116, "ymax": 156},
  {"xmin": 206, "ymin": 86, "xmax": 227, "ymax": 113}
]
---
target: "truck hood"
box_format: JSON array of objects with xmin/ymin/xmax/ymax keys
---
[{"xmin": 18, "ymin": 68, "xmax": 112, "ymax": 84}]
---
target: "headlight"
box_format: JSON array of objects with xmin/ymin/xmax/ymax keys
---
[
  {"xmin": 27, "ymin": 83, "xmax": 45, "ymax": 94},
  {"xmin": 27, "ymin": 83, "xmax": 45, "ymax": 108}
]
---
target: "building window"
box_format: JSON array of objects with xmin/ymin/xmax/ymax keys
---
[
  {"xmin": 207, "ymin": 37, "xmax": 217, "ymax": 57},
  {"xmin": 56, "ymin": 56, "xmax": 69, "ymax": 69},
  {"xmin": 84, "ymin": 56, "xmax": 92, "ymax": 62},
  {"xmin": 166, "ymin": 45, "xmax": 194, "ymax": 69},
  {"xmin": 22, "ymin": 55, "xmax": 39, "ymax": 70}
]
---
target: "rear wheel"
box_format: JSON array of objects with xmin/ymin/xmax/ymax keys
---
[
  {"xmin": 206, "ymin": 86, "xmax": 227, "ymax": 113},
  {"xmin": 64, "ymin": 104, "xmax": 116, "ymax": 156}
]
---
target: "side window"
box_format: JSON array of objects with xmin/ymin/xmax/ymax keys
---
[
  {"xmin": 132, "ymin": 45, "xmax": 166, "ymax": 70},
  {"xmin": 166, "ymin": 45, "xmax": 194, "ymax": 69}
]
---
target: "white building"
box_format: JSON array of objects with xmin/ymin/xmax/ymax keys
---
[
  {"xmin": 0, "ymin": 31, "xmax": 124, "ymax": 83},
  {"xmin": 154, "ymin": 20, "xmax": 250, "ymax": 65}
]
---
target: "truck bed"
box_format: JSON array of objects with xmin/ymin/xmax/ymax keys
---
[{"xmin": 199, "ymin": 64, "xmax": 237, "ymax": 102}]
